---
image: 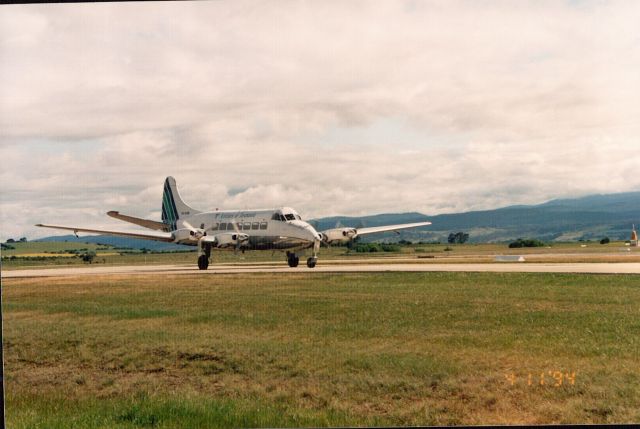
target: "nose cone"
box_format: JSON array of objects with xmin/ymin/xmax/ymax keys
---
[{"xmin": 293, "ymin": 220, "xmax": 322, "ymax": 242}]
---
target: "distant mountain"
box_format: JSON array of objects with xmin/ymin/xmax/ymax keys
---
[
  {"xmin": 36, "ymin": 191, "xmax": 640, "ymax": 247},
  {"xmin": 310, "ymin": 192, "xmax": 640, "ymax": 243}
]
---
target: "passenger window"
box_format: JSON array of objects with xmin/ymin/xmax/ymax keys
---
[
  {"xmin": 259, "ymin": 221, "xmax": 268, "ymax": 230},
  {"xmin": 272, "ymin": 213, "xmax": 281, "ymax": 221},
  {"xmin": 219, "ymin": 223, "xmax": 226, "ymax": 231},
  {"xmin": 251, "ymin": 222, "xmax": 259, "ymax": 230},
  {"xmin": 243, "ymin": 222, "xmax": 251, "ymax": 229},
  {"xmin": 211, "ymin": 223, "xmax": 219, "ymax": 231},
  {"xmin": 228, "ymin": 223, "xmax": 235, "ymax": 230}
]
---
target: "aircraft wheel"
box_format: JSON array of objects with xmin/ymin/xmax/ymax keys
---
[
  {"xmin": 197, "ymin": 255, "xmax": 209, "ymax": 270},
  {"xmin": 306, "ymin": 257, "xmax": 317, "ymax": 268},
  {"xmin": 287, "ymin": 253, "xmax": 299, "ymax": 267}
]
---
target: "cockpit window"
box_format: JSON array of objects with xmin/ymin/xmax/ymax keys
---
[
  {"xmin": 295, "ymin": 214, "xmax": 301, "ymax": 220},
  {"xmin": 271, "ymin": 212, "xmax": 291, "ymax": 221}
]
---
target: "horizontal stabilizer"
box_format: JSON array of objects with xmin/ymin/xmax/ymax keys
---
[
  {"xmin": 35, "ymin": 223, "xmax": 175, "ymax": 242},
  {"xmin": 107, "ymin": 211, "xmax": 169, "ymax": 231}
]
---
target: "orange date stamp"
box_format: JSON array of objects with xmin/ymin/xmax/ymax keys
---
[{"xmin": 505, "ymin": 371, "xmax": 576, "ymax": 387}]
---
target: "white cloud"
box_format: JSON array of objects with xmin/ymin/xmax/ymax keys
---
[{"xmin": 1, "ymin": 1, "xmax": 639, "ymax": 240}]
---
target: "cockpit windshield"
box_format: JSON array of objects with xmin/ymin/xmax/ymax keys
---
[{"xmin": 272, "ymin": 210, "xmax": 302, "ymax": 222}]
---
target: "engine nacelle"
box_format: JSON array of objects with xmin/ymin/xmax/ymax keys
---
[
  {"xmin": 321, "ymin": 227, "xmax": 358, "ymax": 244},
  {"xmin": 212, "ymin": 232, "xmax": 250, "ymax": 249},
  {"xmin": 172, "ymin": 228, "xmax": 206, "ymax": 243}
]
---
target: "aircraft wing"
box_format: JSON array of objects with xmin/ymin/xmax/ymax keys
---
[
  {"xmin": 107, "ymin": 211, "xmax": 169, "ymax": 231},
  {"xmin": 35, "ymin": 223, "xmax": 175, "ymax": 242},
  {"xmin": 320, "ymin": 221, "xmax": 432, "ymax": 243},
  {"xmin": 354, "ymin": 221, "xmax": 432, "ymax": 236}
]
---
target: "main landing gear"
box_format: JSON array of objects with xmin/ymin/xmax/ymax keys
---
[
  {"xmin": 286, "ymin": 251, "xmax": 299, "ymax": 267},
  {"xmin": 306, "ymin": 257, "xmax": 317, "ymax": 268},
  {"xmin": 197, "ymin": 255, "xmax": 209, "ymax": 270},
  {"xmin": 198, "ymin": 243, "xmax": 212, "ymax": 270}
]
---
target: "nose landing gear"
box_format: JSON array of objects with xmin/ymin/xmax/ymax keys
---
[{"xmin": 306, "ymin": 238, "xmax": 320, "ymax": 269}]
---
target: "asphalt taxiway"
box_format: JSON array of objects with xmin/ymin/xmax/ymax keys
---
[{"xmin": 3, "ymin": 262, "xmax": 640, "ymax": 278}]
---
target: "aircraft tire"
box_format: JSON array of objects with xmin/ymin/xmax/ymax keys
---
[
  {"xmin": 287, "ymin": 254, "xmax": 299, "ymax": 267},
  {"xmin": 306, "ymin": 257, "xmax": 317, "ymax": 268},
  {"xmin": 197, "ymin": 255, "xmax": 209, "ymax": 270}
]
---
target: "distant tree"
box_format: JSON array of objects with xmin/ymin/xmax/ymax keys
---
[
  {"xmin": 19, "ymin": 237, "xmax": 27, "ymax": 242},
  {"xmin": 353, "ymin": 243, "xmax": 381, "ymax": 253},
  {"xmin": 599, "ymin": 237, "xmax": 610, "ymax": 245},
  {"xmin": 81, "ymin": 251, "xmax": 97, "ymax": 264},
  {"xmin": 509, "ymin": 238, "xmax": 545, "ymax": 248},
  {"xmin": 448, "ymin": 232, "xmax": 470, "ymax": 244},
  {"xmin": 380, "ymin": 243, "xmax": 401, "ymax": 252},
  {"xmin": 6, "ymin": 238, "xmax": 15, "ymax": 243}
]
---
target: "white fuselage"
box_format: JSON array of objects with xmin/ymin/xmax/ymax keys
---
[{"xmin": 174, "ymin": 206, "xmax": 322, "ymax": 250}]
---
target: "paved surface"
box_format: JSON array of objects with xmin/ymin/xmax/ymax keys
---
[{"xmin": 3, "ymin": 262, "xmax": 640, "ymax": 278}]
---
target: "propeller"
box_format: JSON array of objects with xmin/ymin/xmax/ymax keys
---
[
  {"xmin": 307, "ymin": 220, "xmax": 332, "ymax": 248},
  {"xmin": 318, "ymin": 232, "xmax": 331, "ymax": 248},
  {"xmin": 229, "ymin": 218, "xmax": 249, "ymax": 254},
  {"xmin": 182, "ymin": 221, "xmax": 206, "ymax": 240}
]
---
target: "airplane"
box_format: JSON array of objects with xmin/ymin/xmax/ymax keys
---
[{"xmin": 36, "ymin": 177, "xmax": 432, "ymax": 270}]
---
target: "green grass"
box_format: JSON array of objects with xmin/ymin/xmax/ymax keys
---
[
  {"xmin": 7, "ymin": 392, "xmax": 358, "ymax": 429},
  {"xmin": 3, "ymin": 272, "xmax": 640, "ymax": 426}
]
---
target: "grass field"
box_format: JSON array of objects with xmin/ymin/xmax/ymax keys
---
[{"xmin": 3, "ymin": 272, "xmax": 640, "ymax": 427}]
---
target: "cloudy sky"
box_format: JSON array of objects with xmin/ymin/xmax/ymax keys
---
[{"xmin": 1, "ymin": 0, "xmax": 639, "ymax": 240}]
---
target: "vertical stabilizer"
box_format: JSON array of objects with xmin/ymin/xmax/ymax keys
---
[{"xmin": 161, "ymin": 177, "xmax": 200, "ymax": 231}]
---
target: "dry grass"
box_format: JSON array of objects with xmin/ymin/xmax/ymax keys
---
[
  {"xmin": 4, "ymin": 240, "xmax": 640, "ymax": 270},
  {"xmin": 3, "ymin": 272, "xmax": 640, "ymax": 427}
]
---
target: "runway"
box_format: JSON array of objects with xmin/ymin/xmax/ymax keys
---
[{"xmin": 3, "ymin": 261, "xmax": 640, "ymax": 278}]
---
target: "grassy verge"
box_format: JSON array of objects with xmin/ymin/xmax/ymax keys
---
[
  {"xmin": 3, "ymin": 240, "xmax": 639, "ymax": 270},
  {"xmin": 3, "ymin": 272, "xmax": 640, "ymax": 426}
]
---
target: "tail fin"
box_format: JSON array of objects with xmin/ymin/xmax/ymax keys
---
[{"xmin": 161, "ymin": 177, "xmax": 200, "ymax": 231}]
